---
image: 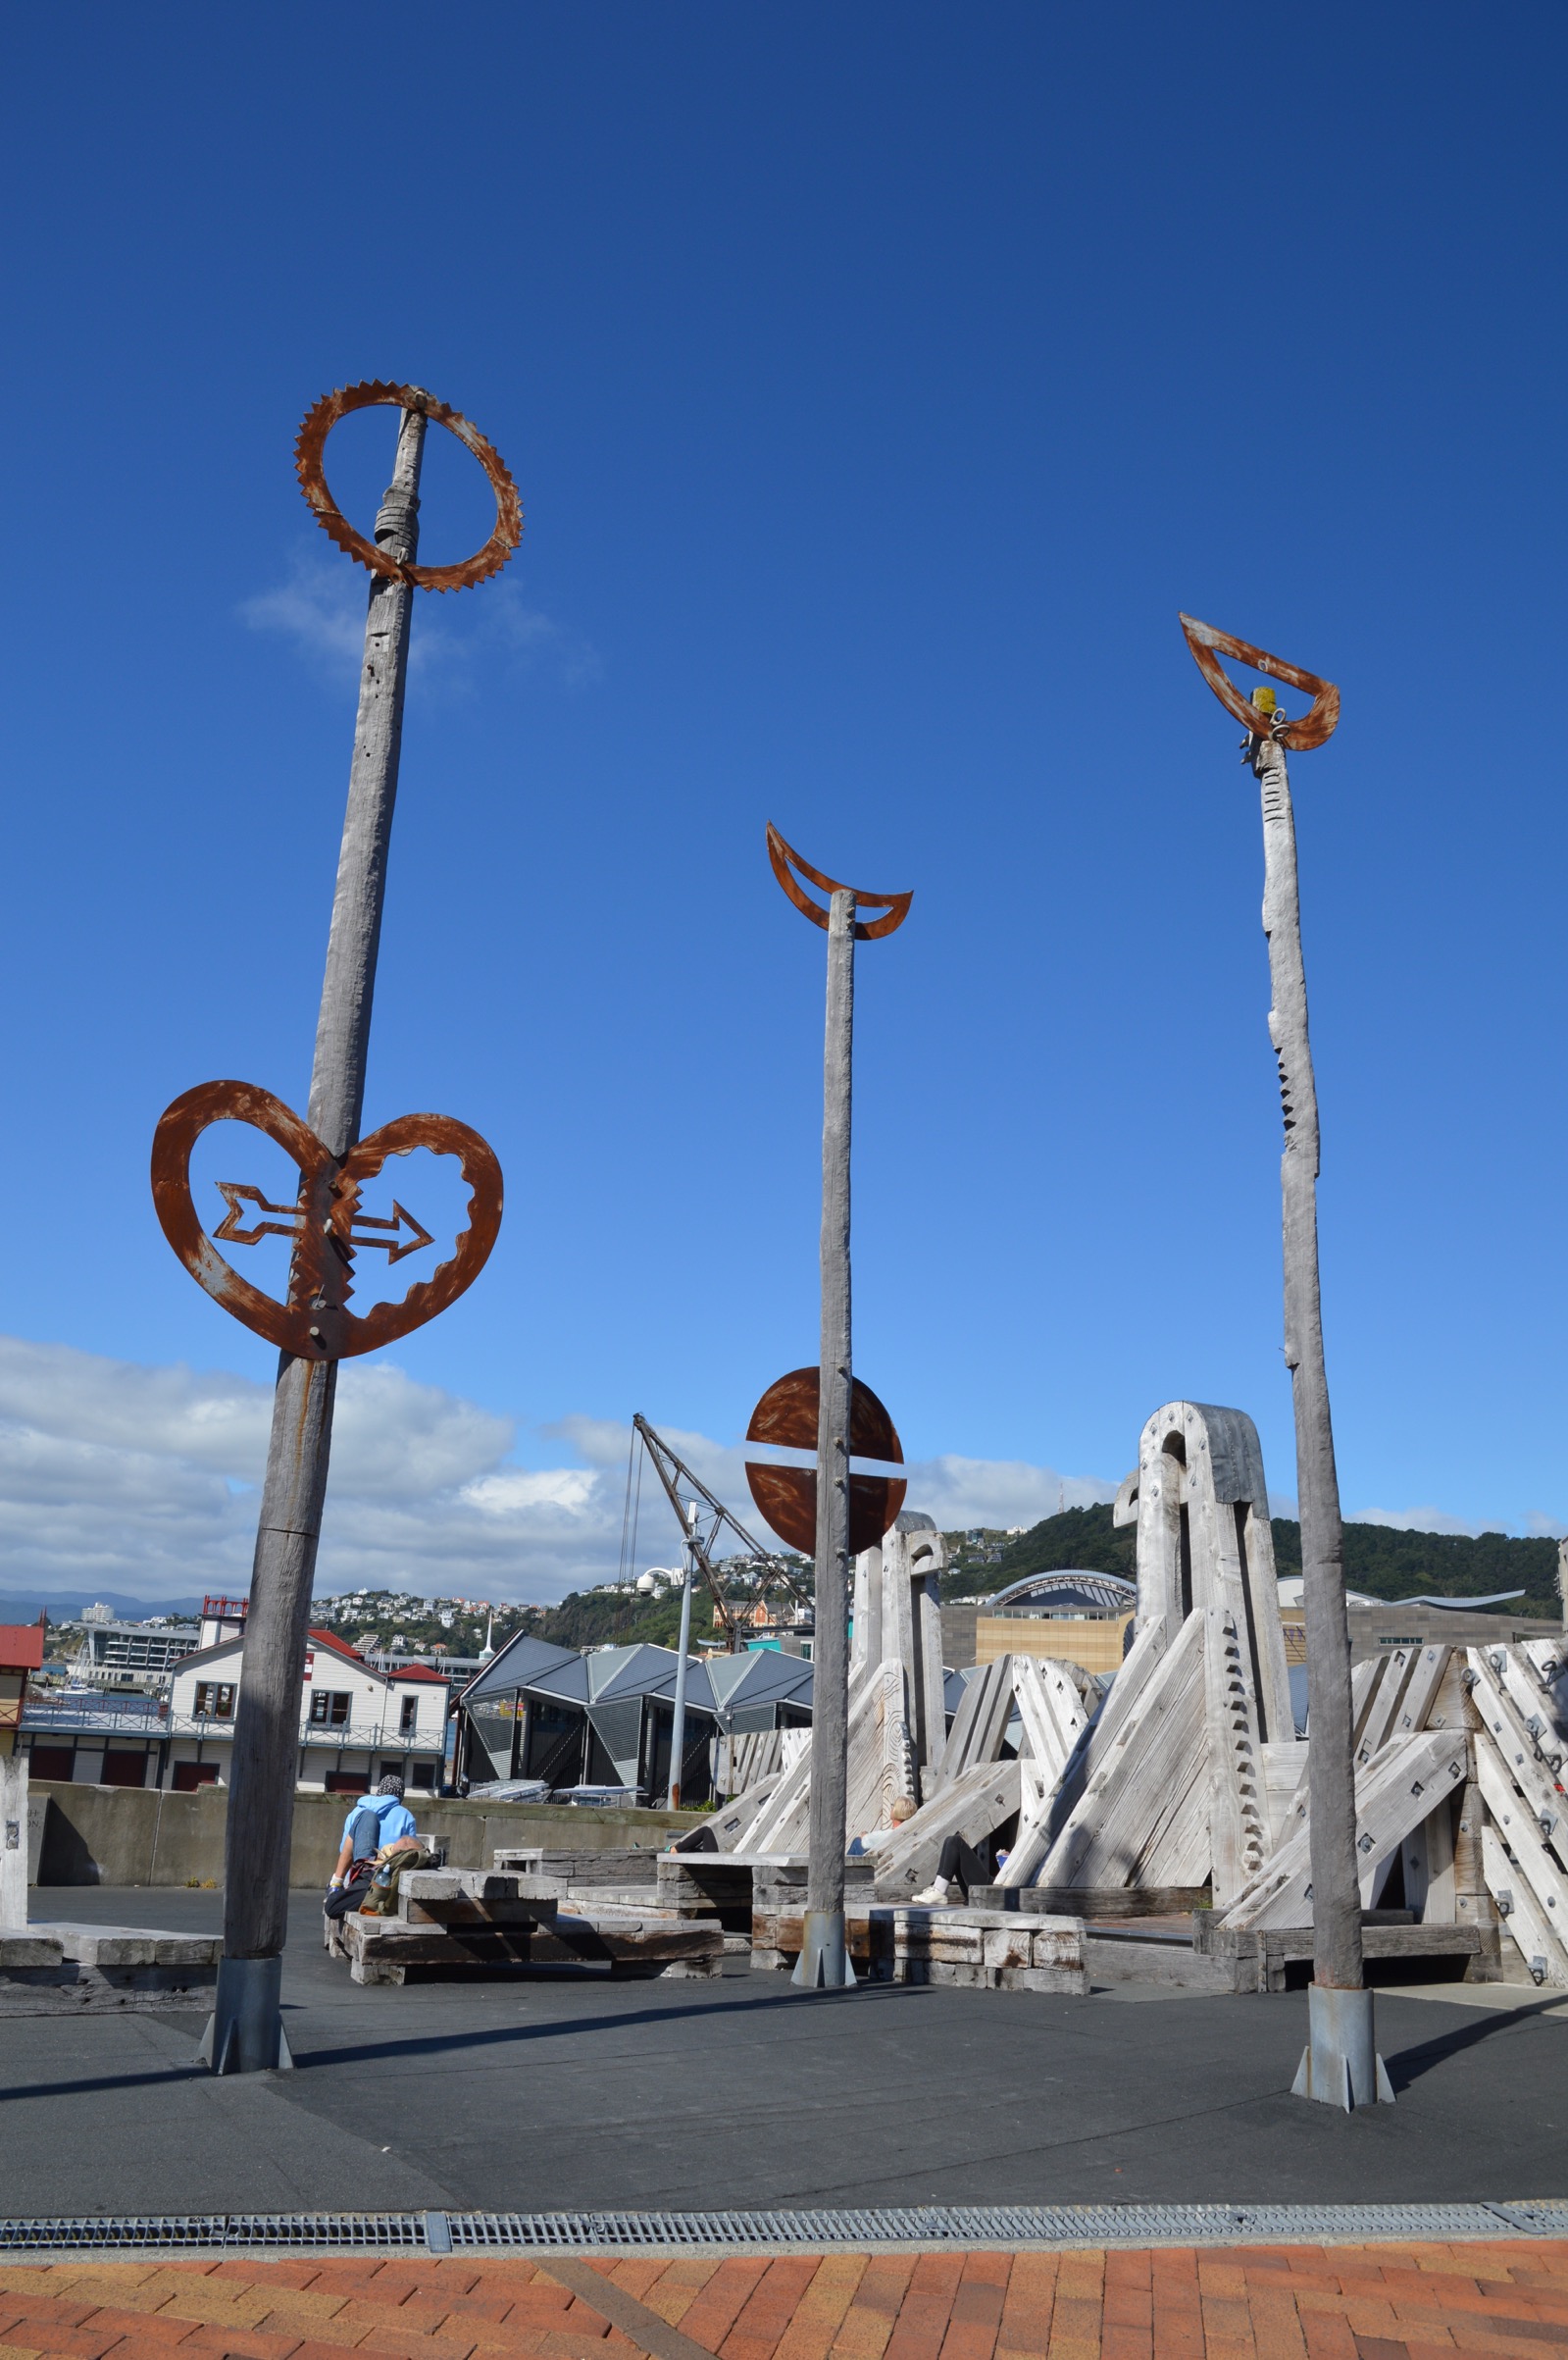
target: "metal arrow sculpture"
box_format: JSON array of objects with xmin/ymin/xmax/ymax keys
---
[
  {"xmin": 759, "ymin": 823, "xmax": 911, "ymax": 1990},
  {"xmin": 152, "ymin": 1082, "xmax": 500, "ymax": 1360},
  {"xmin": 1181, "ymin": 613, "xmax": 1389, "ymax": 2111},
  {"xmin": 151, "ymin": 385, "xmax": 518, "ymax": 2075}
]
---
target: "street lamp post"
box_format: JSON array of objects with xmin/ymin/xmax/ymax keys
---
[{"xmin": 668, "ymin": 1504, "xmax": 698, "ymax": 1809}]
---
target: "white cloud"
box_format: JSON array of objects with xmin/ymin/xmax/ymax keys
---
[
  {"xmin": 1351, "ymin": 1504, "xmax": 1508, "ymax": 1538},
  {"xmin": 0, "ymin": 1337, "xmax": 1119, "ymax": 1609},
  {"xmin": 237, "ymin": 553, "xmax": 368, "ymax": 679},
  {"xmin": 0, "ymin": 1333, "xmax": 1551, "ymax": 1612},
  {"xmin": 239, "ymin": 551, "xmax": 601, "ymax": 692},
  {"xmin": 0, "ymin": 1336, "xmax": 583, "ymax": 1606},
  {"xmin": 895, "ymin": 1455, "xmax": 1113, "ymax": 1532}
]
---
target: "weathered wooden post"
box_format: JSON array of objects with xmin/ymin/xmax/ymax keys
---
[
  {"xmin": 803, "ymin": 882, "xmax": 857, "ymax": 1986},
  {"xmin": 151, "ymin": 383, "xmax": 520, "ymax": 2072},
  {"xmin": 754, "ymin": 827, "xmax": 911, "ymax": 1988},
  {"xmin": 1181, "ymin": 615, "xmax": 1391, "ymax": 2108}
]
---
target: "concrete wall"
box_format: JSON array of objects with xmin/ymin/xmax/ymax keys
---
[{"xmin": 28, "ymin": 1782, "xmax": 705, "ymax": 1889}]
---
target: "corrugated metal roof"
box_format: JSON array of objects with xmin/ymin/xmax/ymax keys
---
[
  {"xmin": 458, "ymin": 1633, "xmax": 582, "ymax": 1706},
  {"xmin": 705, "ymin": 1649, "xmax": 814, "ymax": 1711},
  {"xmin": 461, "ymin": 1634, "xmax": 814, "ymax": 1723}
]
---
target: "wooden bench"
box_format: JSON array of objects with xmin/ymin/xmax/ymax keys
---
[
  {"xmin": 338, "ymin": 1867, "xmax": 723, "ymax": 1985},
  {"xmin": 1, "ymin": 1923, "xmax": 221, "ymax": 2014},
  {"xmin": 751, "ymin": 1900, "xmax": 1087, "ymax": 1994},
  {"xmin": 1190, "ymin": 1913, "xmax": 1503, "ymax": 1992}
]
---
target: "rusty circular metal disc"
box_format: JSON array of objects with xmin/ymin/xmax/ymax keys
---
[
  {"xmin": 294, "ymin": 380, "xmax": 523, "ymax": 594},
  {"xmin": 743, "ymin": 1366, "xmax": 907, "ymax": 1557},
  {"xmin": 151, "ymin": 1078, "xmax": 504, "ymax": 1360}
]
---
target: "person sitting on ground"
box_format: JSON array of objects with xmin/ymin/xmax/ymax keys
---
[
  {"xmin": 848, "ymin": 1794, "xmax": 917, "ymax": 1856},
  {"xmin": 910, "ymin": 1830, "xmax": 992, "ymax": 1906},
  {"xmin": 325, "ymin": 1773, "xmax": 421, "ymax": 1919}
]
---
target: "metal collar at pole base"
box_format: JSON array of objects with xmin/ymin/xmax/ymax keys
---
[
  {"xmin": 197, "ymin": 1956, "xmax": 294, "ymax": 2075},
  {"xmin": 790, "ymin": 1910, "xmax": 858, "ymax": 1989},
  {"xmin": 1290, "ymin": 1983, "xmax": 1393, "ymax": 2111}
]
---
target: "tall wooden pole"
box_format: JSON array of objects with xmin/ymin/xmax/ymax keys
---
[
  {"xmin": 204, "ymin": 405, "xmax": 427, "ymax": 2073},
  {"xmin": 1254, "ymin": 725, "xmax": 1391, "ymax": 2108},
  {"xmin": 795, "ymin": 887, "xmax": 856, "ymax": 1987}
]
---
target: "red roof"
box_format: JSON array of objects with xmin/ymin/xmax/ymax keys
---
[
  {"xmin": 307, "ymin": 1628, "xmax": 368, "ymax": 1664},
  {"xmin": 0, "ymin": 1625, "xmax": 45, "ymax": 1671},
  {"xmin": 306, "ymin": 1630, "xmax": 446, "ymax": 1684}
]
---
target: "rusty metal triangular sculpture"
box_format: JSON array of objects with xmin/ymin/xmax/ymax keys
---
[{"xmin": 1179, "ymin": 614, "xmax": 1340, "ymax": 751}]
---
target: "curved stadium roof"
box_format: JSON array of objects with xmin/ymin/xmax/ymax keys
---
[{"xmin": 986, "ymin": 1568, "xmax": 1137, "ymax": 1616}]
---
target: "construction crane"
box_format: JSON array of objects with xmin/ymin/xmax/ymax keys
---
[{"xmin": 623, "ymin": 1413, "xmax": 812, "ymax": 1652}]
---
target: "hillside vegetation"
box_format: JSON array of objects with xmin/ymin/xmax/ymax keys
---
[
  {"xmin": 942, "ymin": 1502, "xmax": 1561, "ymax": 1617},
  {"xmin": 531, "ymin": 1588, "xmax": 695, "ymax": 1653}
]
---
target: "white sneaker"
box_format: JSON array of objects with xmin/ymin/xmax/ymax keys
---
[{"xmin": 910, "ymin": 1876, "xmax": 952, "ymax": 1907}]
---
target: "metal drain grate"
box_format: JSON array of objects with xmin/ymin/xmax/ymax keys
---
[
  {"xmin": 3, "ymin": 2200, "xmax": 1567, "ymax": 2257},
  {"xmin": 0, "ymin": 2214, "xmax": 427, "ymax": 2255}
]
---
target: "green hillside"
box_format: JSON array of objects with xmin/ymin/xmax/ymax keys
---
[
  {"xmin": 532, "ymin": 1588, "xmax": 694, "ymax": 1652},
  {"xmin": 1273, "ymin": 1520, "xmax": 1559, "ymax": 1616},
  {"xmin": 942, "ymin": 1502, "xmax": 1559, "ymax": 1617},
  {"xmin": 940, "ymin": 1505, "xmax": 1135, "ymax": 1599}
]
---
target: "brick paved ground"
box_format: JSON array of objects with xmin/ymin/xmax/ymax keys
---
[{"xmin": 0, "ymin": 2242, "xmax": 1566, "ymax": 2360}]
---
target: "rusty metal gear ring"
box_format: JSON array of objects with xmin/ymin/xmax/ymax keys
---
[{"xmin": 294, "ymin": 380, "xmax": 523, "ymax": 593}]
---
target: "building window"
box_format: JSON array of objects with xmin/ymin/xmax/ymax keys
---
[
  {"xmin": 193, "ymin": 1682, "xmax": 235, "ymax": 1719},
  {"xmin": 309, "ymin": 1690, "xmax": 351, "ymax": 1727},
  {"xmin": 410, "ymin": 1760, "xmax": 435, "ymax": 1790},
  {"xmin": 399, "ymin": 1696, "xmax": 418, "ymax": 1736}
]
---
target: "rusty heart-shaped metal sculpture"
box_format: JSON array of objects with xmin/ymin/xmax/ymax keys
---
[{"xmin": 151, "ymin": 1080, "xmax": 503, "ymax": 1360}]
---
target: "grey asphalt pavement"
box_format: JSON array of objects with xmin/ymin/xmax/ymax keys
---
[{"xmin": 4, "ymin": 1888, "xmax": 1565, "ymax": 2217}]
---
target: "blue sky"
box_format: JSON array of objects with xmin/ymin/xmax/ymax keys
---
[{"xmin": 3, "ymin": 5, "xmax": 1565, "ymax": 1603}]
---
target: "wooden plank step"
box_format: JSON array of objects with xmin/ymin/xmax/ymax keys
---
[
  {"xmin": 970, "ymin": 1884, "xmax": 1208, "ymax": 1918},
  {"xmin": 344, "ymin": 1903, "xmax": 722, "ymax": 1984},
  {"xmin": 398, "ymin": 1870, "xmax": 559, "ymax": 1928}
]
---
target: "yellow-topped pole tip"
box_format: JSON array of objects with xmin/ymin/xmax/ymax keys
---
[{"xmin": 1252, "ymin": 684, "xmax": 1278, "ymax": 716}]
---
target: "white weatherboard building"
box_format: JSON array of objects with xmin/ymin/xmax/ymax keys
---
[
  {"xmin": 162, "ymin": 1624, "xmax": 448, "ymax": 1794},
  {"xmin": 25, "ymin": 1615, "xmax": 450, "ymax": 1796}
]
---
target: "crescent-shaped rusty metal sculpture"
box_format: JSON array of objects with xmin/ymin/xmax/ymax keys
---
[
  {"xmin": 151, "ymin": 1080, "xmax": 504, "ymax": 1360},
  {"xmin": 766, "ymin": 822, "xmax": 913, "ymax": 940},
  {"xmin": 742, "ymin": 1365, "xmax": 907, "ymax": 1559},
  {"xmin": 1179, "ymin": 614, "xmax": 1340, "ymax": 751},
  {"xmin": 294, "ymin": 381, "xmax": 523, "ymax": 593}
]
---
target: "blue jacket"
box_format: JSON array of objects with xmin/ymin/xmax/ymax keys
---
[{"xmin": 341, "ymin": 1793, "xmax": 417, "ymax": 1851}]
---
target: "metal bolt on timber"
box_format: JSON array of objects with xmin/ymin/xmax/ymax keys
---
[
  {"xmin": 763, "ymin": 826, "xmax": 912, "ymax": 1990},
  {"xmin": 1180, "ymin": 615, "xmax": 1391, "ymax": 2110},
  {"xmin": 167, "ymin": 385, "xmax": 522, "ymax": 2074}
]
